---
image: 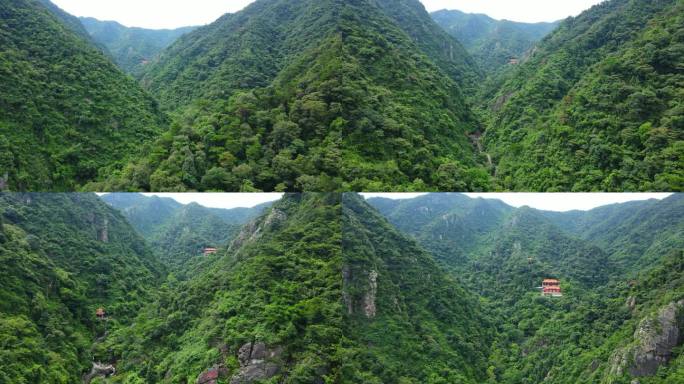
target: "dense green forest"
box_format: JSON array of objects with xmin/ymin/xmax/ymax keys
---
[
  {"xmin": 0, "ymin": 0, "xmax": 166, "ymax": 191},
  {"xmin": 1, "ymin": 0, "xmax": 681, "ymax": 191},
  {"xmin": 431, "ymin": 9, "xmax": 559, "ymax": 74},
  {"xmin": 95, "ymin": 0, "xmax": 489, "ymax": 192},
  {"xmin": 369, "ymin": 193, "xmax": 684, "ymax": 383},
  {"xmin": 481, "ymin": 0, "xmax": 684, "ymax": 191},
  {"xmin": 79, "ymin": 18, "xmax": 196, "ymax": 77},
  {"xmin": 101, "ymin": 193, "xmax": 270, "ymax": 274},
  {"xmin": 0, "ymin": 193, "xmax": 163, "ymax": 382},
  {"xmin": 1, "ymin": 192, "xmax": 683, "ymax": 382}
]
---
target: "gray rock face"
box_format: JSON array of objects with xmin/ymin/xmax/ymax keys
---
[
  {"xmin": 609, "ymin": 300, "xmax": 684, "ymax": 378},
  {"xmin": 628, "ymin": 300, "xmax": 683, "ymax": 377},
  {"xmin": 626, "ymin": 296, "xmax": 637, "ymax": 312},
  {"xmin": 363, "ymin": 270, "xmax": 378, "ymax": 318},
  {"xmin": 230, "ymin": 209, "xmax": 286, "ymax": 252},
  {"xmin": 230, "ymin": 342, "xmax": 283, "ymax": 384},
  {"xmin": 83, "ymin": 362, "xmax": 115, "ymax": 383}
]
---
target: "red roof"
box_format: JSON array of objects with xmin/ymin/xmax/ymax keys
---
[
  {"xmin": 543, "ymin": 279, "xmax": 560, "ymax": 283},
  {"xmin": 198, "ymin": 369, "xmax": 219, "ymax": 383}
]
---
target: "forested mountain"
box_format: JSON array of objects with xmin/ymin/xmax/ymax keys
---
[
  {"xmin": 0, "ymin": 0, "xmax": 166, "ymax": 191},
  {"xmin": 4, "ymin": 0, "xmax": 682, "ymax": 191},
  {"xmin": 93, "ymin": 193, "xmax": 493, "ymax": 383},
  {"xmin": 2, "ymin": 192, "xmax": 682, "ymax": 382},
  {"xmin": 99, "ymin": 193, "xmax": 343, "ymax": 382},
  {"xmin": 482, "ymin": 0, "xmax": 684, "ymax": 191},
  {"xmin": 431, "ymin": 9, "xmax": 559, "ymax": 74},
  {"xmin": 368, "ymin": 193, "xmax": 684, "ymax": 383},
  {"xmin": 98, "ymin": 0, "xmax": 490, "ymax": 192},
  {"xmin": 0, "ymin": 193, "xmax": 164, "ymax": 382},
  {"xmin": 79, "ymin": 18, "xmax": 196, "ymax": 77},
  {"xmin": 101, "ymin": 193, "xmax": 270, "ymax": 271},
  {"xmin": 341, "ymin": 193, "xmax": 493, "ymax": 383}
]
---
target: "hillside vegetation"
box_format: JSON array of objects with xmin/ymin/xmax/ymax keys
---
[
  {"xmin": 369, "ymin": 193, "xmax": 684, "ymax": 383},
  {"xmin": 2, "ymin": 0, "xmax": 682, "ymax": 190},
  {"xmin": 482, "ymin": 0, "xmax": 684, "ymax": 191},
  {"xmin": 0, "ymin": 193, "xmax": 163, "ymax": 382},
  {"xmin": 0, "ymin": 0, "xmax": 166, "ymax": 191},
  {"xmin": 95, "ymin": 0, "xmax": 491, "ymax": 192},
  {"xmin": 80, "ymin": 17, "xmax": 196, "ymax": 77},
  {"xmin": 431, "ymin": 9, "xmax": 559, "ymax": 74},
  {"xmin": 102, "ymin": 193, "xmax": 270, "ymax": 273}
]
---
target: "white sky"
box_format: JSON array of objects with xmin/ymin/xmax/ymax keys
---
[
  {"xmin": 99, "ymin": 193, "xmax": 283, "ymax": 209},
  {"xmin": 50, "ymin": 0, "xmax": 604, "ymax": 29},
  {"xmin": 361, "ymin": 193, "xmax": 673, "ymax": 212}
]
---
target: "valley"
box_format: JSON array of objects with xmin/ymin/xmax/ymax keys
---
[
  {"xmin": 1, "ymin": 192, "xmax": 682, "ymax": 383},
  {"xmin": 1, "ymin": 0, "xmax": 680, "ymax": 191}
]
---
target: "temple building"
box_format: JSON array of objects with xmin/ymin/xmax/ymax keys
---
[{"xmin": 541, "ymin": 279, "xmax": 562, "ymax": 297}]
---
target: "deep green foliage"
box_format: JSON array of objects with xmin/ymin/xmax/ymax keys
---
[
  {"xmin": 2, "ymin": 192, "xmax": 683, "ymax": 383},
  {"xmin": 431, "ymin": 9, "xmax": 559, "ymax": 75},
  {"xmin": 101, "ymin": 193, "xmax": 270, "ymax": 273},
  {"xmin": 0, "ymin": 193, "xmax": 163, "ymax": 383},
  {"xmin": 340, "ymin": 194, "xmax": 492, "ymax": 383},
  {"xmin": 369, "ymin": 193, "xmax": 684, "ymax": 384},
  {"xmin": 0, "ymin": 0, "xmax": 166, "ymax": 190},
  {"xmin": 3, "ymin": 0, "xmax": 682, "ymax": 191},
  {"xmin": 96, "ymin": 0, "xmax": 490, "ymax": 192},
  {"xmin": 102, "ymin": 193, "xmax": 343, "ymax": 383},
  {"xmin": 79, "ymin": 17, "xmax": 196, "ymax": 77},
  {"xmin": 483, "ymin": 0, "xmax": 684, "ymax": 191}
]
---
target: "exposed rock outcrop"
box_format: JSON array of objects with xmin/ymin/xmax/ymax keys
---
[
  {"xmin": 83, "ymin": 362, "xmax": 115, "ymax": 383},
  {"xmin": 362, "ymin": 270, "xmax": 378, "ymax": 318},
  {"xmin": 98, "ymin": 217, "xmax": 109, "ymax": 243},
  {"xmin": 230, "ymin": 342, "xmax": 283, "ymax": 384},
  {"xmin": 230, "ymin": 209, "xmax": 286, "ymax": 251},
  {"xmin": 626, "ymin": 296, "xmax": 637, "ymax": 312},
  {"xmin": 609, "ymin": 300, "xmax": 684, "ymax": 378}
]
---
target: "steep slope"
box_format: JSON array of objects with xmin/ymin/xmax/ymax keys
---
[
  {"xmin": 100, "ymin": 193, "xmax": 182, "ymax": 237},
  {"xmin": 143, "ymin": 203, "xmax": 241, "ymax": 271},
  {"xmin": 370, "ymin": 193, "xmax": 684, "ymax": 383},
  {"xmin": 483, "ymin": 249, "xmax": 684, "ymax": 384},
  {"xmin": 483, "ymin": 0, "xmax": 684, "ymax": 191},
  {"xmin": 101, "ymin": 193, "xmax": 343, "ymax": 383},
  {"xmin": 79, "ymin": 17, "xmax": 196, "ymax": 77},
  {"xmin": 0, "ymin": 193, "xmax": 163, "ymax": 383},
  {"xmin": 98, "ymin": 193, "xmax": 493, "ymax": 383},
  {"xmin": 101, "ymin": 193, "xmax": 271, "ymax": 271},
  {"xmin": 37, "ymin": 0, "xmax": 94, "ymax": 42},
  {"xmin": 104, "ymin": 0, "xmax": 489, "ymax": 192},
  {"xmin": 369, "ymin": 0, "xmax": 481, "ymax": 90},
  {"xmin": 0, "ymin": 0, "xmax": 166, "ymax": 190},
  {"xmin": 542, "ymin": 194, "xmax": 684, "ymax": 272},
  {"xmin": 431, "ymin": 9, "xmax": 559, "ymax": 75},
  {"xmin": 341, "ymin": 193, "xmax": 493, "ymax": 383}
]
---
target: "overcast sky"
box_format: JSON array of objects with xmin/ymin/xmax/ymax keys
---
[
  {"xmin": 51, "ymin": 0, "xmax": 605, "ymax": 29},
  {"xmin": 361, "ymin": 193, "xmax": 673, "ymax": 212},
  {"xmin": 128, "ymin": 193, "xmax": 284, "ymax": 209}
]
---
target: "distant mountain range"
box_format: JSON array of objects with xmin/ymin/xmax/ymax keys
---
[
  {"xmin": 2, "ymin": 192, "xmax": 682, "ymax": 382},
  {"xmin": 431, "ymin": 9, "xmax": 559, "ymax": 74},
  {"xmin": 79, "ymin": 18, "xmax": 197, "ymax": 77},
  {"xmin": 101, "ymin": 193, "xmax": 271, "ymax": 273},
  {"xmin": 1, "ymin": 0, "xmax": 680, "ymax": 191}
]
